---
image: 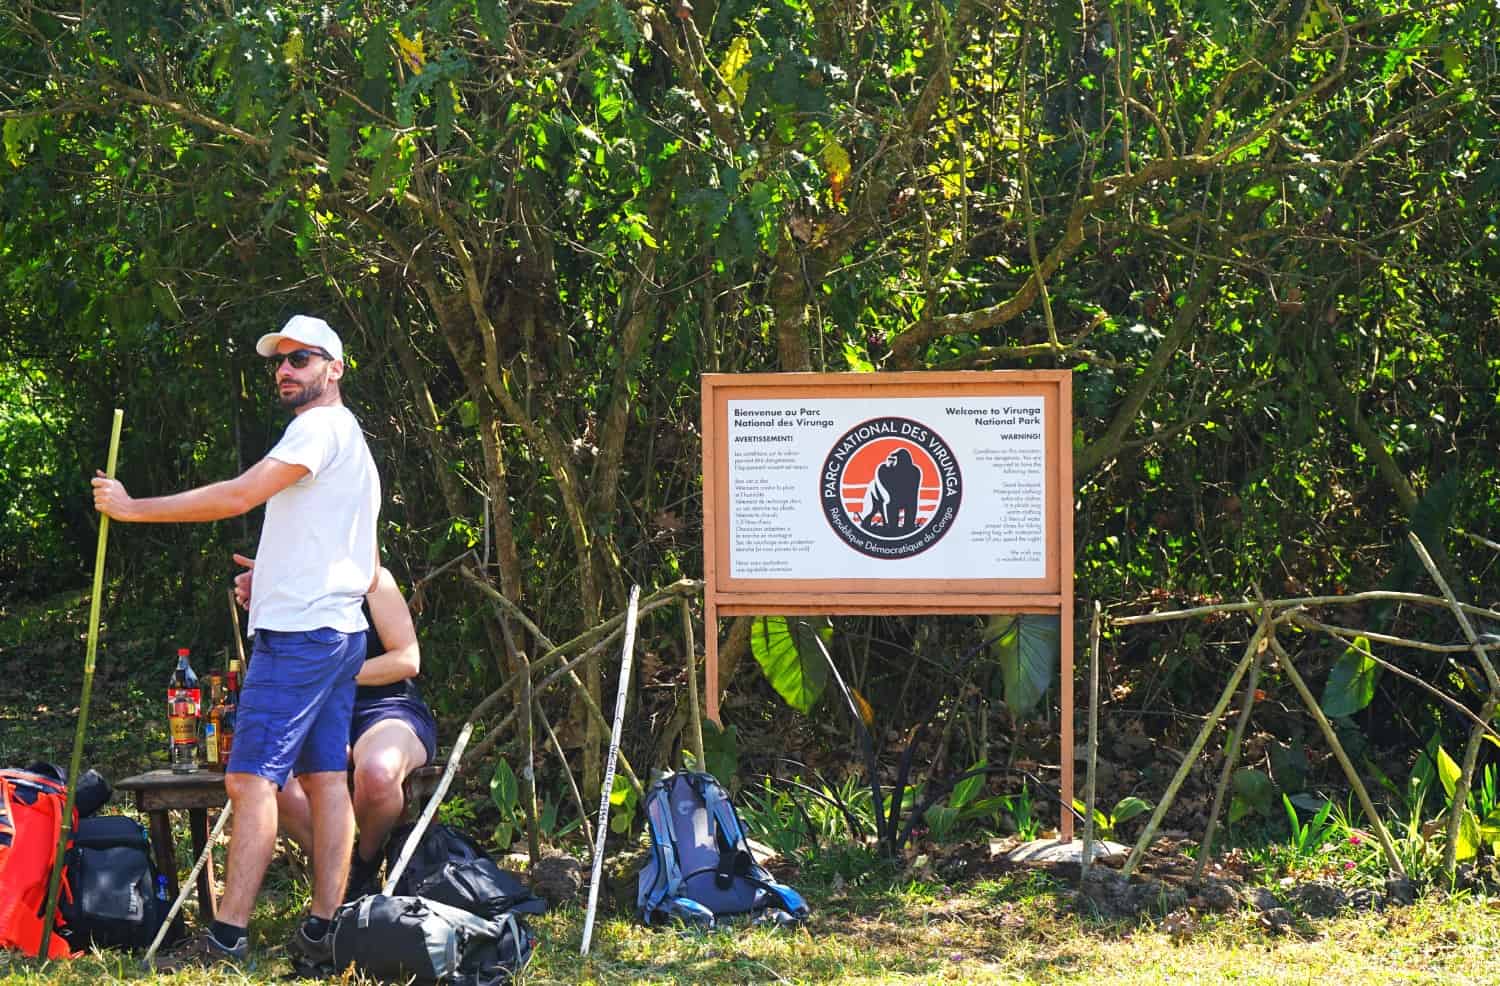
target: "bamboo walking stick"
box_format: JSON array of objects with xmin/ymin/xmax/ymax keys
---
[
  {"xmin": 40, "ymin": 409, "xmax": 123, "ymax": 958},
  {"xmin": 580, "ymin": 585, "xmax": 640, "ymax": 957}
]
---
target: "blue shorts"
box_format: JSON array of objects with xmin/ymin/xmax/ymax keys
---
[
  {"xmin": 350, "ymin": 694, "xmax": 438, "ymax": 766},
  {"xmin": 228, "ymin": 628, "xmax": 366, "ymax": 786}
]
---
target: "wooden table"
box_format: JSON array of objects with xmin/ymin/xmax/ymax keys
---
[
  {"xmin": 114, "ymin": 769, "xmax": 227, "ymax": 923},
  {"xmin": 115, "ymin": 765, "xmax": 444, "ymax": 922}
]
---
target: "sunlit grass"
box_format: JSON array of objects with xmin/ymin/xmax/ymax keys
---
[{"xmin": 4, "ymin": 878, "xmax": 1496, "ymax": 984}]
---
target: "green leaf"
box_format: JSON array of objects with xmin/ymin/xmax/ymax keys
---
[
  {"xmin": 1320, "ymin": 635, "xmax": 1379, "ymax": 717},
  {"xmin": 325, "ymin": 110, "xmax": 351, "ymax": 182},
  {"xmin": 701, "ymin": 718, "xmax": 739, "ymax": 787},
  {"xmin": 489, "ymin": 757, "xmax": 518, "ymax": 818},
  {"xmin": 268, "ymin": 98, "xmax": 296, "ymax": 178},
  {"xmin": 609, "ymin": 772, "xmax": 638, "ymax": 833},
  {"xmin": 475, "ymin": 0, "xmax": 510, "ymax": 44},
  {"xmin": 750, "ymin": 616, "xmax": 831, "ymax": 714},
  {"xmin": 1110, "ymin": 796, "xmax": 1152, "ymax": 825},
  {"xmin": 924, "ymin": 803, "xmax": 959, "ymax": 839},
  {"xmin": 1435, "ymin": 744, "xmax": 1461, "ymax": 800},
  {"xmin": 950, "ymin": 761, "xmax": 986, "ymax": 810},
  {"xmin": 988, "ymin": 614, "xmax": 1058, "ymax": 717},
  {"xmin": 493, "ymin": 819, "xmax": 514, "ymax": 850},
  {"xmin": 1455, "ymin": 806, "xmax": 1480, "ymax": 861},
  {"xmin": 602, "ymin": 1, "xmax": 640, "ymax": 48},
  {"xmin": 363, "ymin": 23, "xmax": 391, "ymax": 82},
  {"xmin": 561, "ymin": 0, "xmax": 601, "ymax": 29},
  {"xmin": 1232, "ymin": 768, "xmax": 1277, "ymax": 818},
  {"xmin": 435, "ymin": 82, "xmax": 457, "ymax": 152}
]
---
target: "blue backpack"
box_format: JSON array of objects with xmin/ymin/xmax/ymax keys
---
[{"xmin": 636, "ymin": 771, "xmax": 808, "ymax": 928}]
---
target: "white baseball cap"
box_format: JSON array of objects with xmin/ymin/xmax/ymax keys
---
[{"xmin": 255, "ymin": 315, "xmax": 344, "ymax": 363}]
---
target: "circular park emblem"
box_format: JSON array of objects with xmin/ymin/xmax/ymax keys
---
[{"xmin": 820, "ymin": 416, "xmax": 963, "ymax": 559}]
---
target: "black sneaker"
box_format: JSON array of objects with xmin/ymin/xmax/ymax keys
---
[
  {"xmin": 152, "ymin": 927, "xmax": 249, "ymax": 971},
  {"xmin": 345, "ymin": 847, "xmax": 383, "ymax": 902},
  {"xmin": 286, "ymin": 921, "xmax": 334, "ymax": 975}
]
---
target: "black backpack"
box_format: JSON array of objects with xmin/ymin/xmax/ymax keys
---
[
  {"xmin": 330, "ymin": 893, "xmax": 535, "ymax": 986},
  {"xmin": 384, "ymin": 823, "xmax": 547, "ymax": 920},
  {"xmin": 60, "ymin": 815, "xmax": 174, "ymax": 951},
  {"xmin": 384, "ymin": 823, "xmax": 489, "ymax": 897}
]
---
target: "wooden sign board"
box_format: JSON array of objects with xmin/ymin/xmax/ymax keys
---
[{"xmin": 701, "ymin": 371, "xmax": 1077, "ymax": 839}]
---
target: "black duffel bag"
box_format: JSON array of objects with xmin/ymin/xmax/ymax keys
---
[
  {"xmin": 329, "ymin": 893, "xmax": 535, "ymax": 985},
  {"xmin": 384, "ymin": 822, "xmax": 489, "ymax": 896},
  {"xmin": 383, "ymin": 822, "xmax": 545, "ymax": 919},
  {"xmin": 408, "ymin": 858, "xmax": 547, "ymax": 921},
  {"xmin": 60, "ymin": 815, "xmax": 173, "ymax": 950}
]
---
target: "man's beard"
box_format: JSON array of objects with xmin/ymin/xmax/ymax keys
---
[{"xmin": 278, "ymin": 371, "xmax": 329, "ymax": 409}]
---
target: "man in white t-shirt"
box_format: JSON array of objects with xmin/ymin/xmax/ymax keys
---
[{"xmin": 92, "ymin": 315, "xmax": 379, "ymax": 972}]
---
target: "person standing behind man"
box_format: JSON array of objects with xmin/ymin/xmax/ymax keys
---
[{"xmin": 92, "ymin": 315, "xmax": 380, "ymax": 971}]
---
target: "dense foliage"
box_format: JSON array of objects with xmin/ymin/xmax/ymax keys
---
[{"xmin": 3, "ymin": 0, "xmax": 1498, "ymax": 827}]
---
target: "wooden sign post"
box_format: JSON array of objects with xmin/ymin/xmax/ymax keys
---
[{"xmin": 701, "ymin": 371, "xmax": 1077, "ymax": 839}]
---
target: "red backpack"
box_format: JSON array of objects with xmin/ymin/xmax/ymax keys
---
[{"xmin": 0, "ymin": 768, "xmax": 76, "ymax": 958}]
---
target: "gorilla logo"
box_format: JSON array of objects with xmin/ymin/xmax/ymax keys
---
[
  {"xmin": 858, "ymin": 448, "xmax": 923, "ymax": 534},
  {"xmin": 821, "ymin": 417, "xmax": 962, "ymax": 559}
]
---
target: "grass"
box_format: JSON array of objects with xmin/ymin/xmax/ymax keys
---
[
  {"xmin": 5, "ymin": 587, "xmax": 1500, "ymax": 983},
  {"xmin": 1, "ymin": 873, "xmax": 1498, "ymax": 984}
]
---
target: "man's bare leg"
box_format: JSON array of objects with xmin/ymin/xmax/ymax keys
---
[
  {"xmin": 299, "ymin": 770, "xmax": 356, "ymax": 919},
  {"xmin": 277, "ymin": 775, "xmax": 314, "ymax": 852},
  {"xmin": 351, "ymin": 720, "xmax": 428, "ymax": 863},
  {"xmin": 217, "ymin": 772, "xmax": 281, "ymax": 927}
]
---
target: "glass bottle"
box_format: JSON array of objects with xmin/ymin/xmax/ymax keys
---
[{"xmin": 167, "ymin": 648, "xmax": 200, "ymax": 773}]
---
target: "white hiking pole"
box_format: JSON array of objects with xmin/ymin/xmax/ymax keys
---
[
  {"xmin": 580, "ymin": 585, "xmax": 640, "ymax": 956},
  {"xmin": 383, "ymin": 719, "xmax": 474, "ymax": 894},
  {"xmin": 141, "ymin": 800, "xmax": 233, "ymax": 967}
]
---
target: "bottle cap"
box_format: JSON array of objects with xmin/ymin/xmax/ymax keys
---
[{"xmin": 178, "ymin": 648, "xmax": 190, "ymax": 657}]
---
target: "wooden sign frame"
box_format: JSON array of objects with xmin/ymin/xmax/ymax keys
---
[{"xmin": 701, "ymin": 371, "xmax": 1076, "ymax": 840}]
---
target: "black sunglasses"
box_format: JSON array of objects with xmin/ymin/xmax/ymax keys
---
[{"xmin": 267, "ymin": 347, "xmax": 334, "ymax": 371}]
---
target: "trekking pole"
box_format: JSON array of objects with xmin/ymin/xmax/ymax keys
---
[
  {"xmin": 384, "ymin": 719, "xmax": 475, "ymax": 894},
  {"xmin": 40, "ymin": 409, "xmax": 123, "ymax": 958},
  {"xmin": 580, "ymin": 585, "xmax": 640, "ymax": 957},
  {"xmin": 141, "ymin": 800, "xmax": 233, "ymax": 967}
]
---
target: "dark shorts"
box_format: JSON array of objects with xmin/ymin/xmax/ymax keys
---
[
  {"xmin": 228, "ymin": 628, "xmax": 366, "ymax": 786},
  {"xmin": 351, "ymin": 693, "xmax": 438, "ymax": 767}
]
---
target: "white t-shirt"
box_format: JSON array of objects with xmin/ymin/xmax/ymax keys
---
[{"xmin": 248, "ymin": 405, "xmax": 381, "ymax": 634}]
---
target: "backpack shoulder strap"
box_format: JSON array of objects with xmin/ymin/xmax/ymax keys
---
[
  {"xmin": 638, "ymin": 778, "xmax": 688, "ymax": 923},
  {"xmin": 692, "ymin": 773, "xmax": 810, "ymax": 922}
]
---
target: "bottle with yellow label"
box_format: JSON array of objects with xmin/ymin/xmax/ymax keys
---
[{"xmin": 167, "ymin": 648, "xmax": 200, "ymax": 773}]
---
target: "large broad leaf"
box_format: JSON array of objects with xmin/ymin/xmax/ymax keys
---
[
  {"xmin": 489, "ymin": 757, "xmax": 517, "ymax": 818},
  {"xmin": 1320, "ymin": 635, "xmax": 1380, "ymax": 717},
  {"xmin": 950, "ymin": 760, "xmax": 986, "ymax": 810},
  {"xmin": 1455, "ymin": 806, "xmax": 1480, "ymax": 861},
  {"xmin": 1480, "ymin": 808, "xmax": 1500, "ymax": 855},
  {"xmin": 1231, "ymin": 768, "xmax": 1277, "ymax": 819},
  {"xmin": 1435, "ymin": 743, "xmax": 1462, "ymax": 800},
  {"xmin": 700, "ymin": 718, "xmax": 739, "ymax": 789},
  {"xmin": 609, "ymin": 772, "xmax": 639, "ymax": 834},
  {"xmin": 1110, "ymin": 796, "xmax": 1152, "ymax": 825},
  {"xmin": 987, "ymin": 614, "xmax": 1059, "ymax": 717},
  {"xmin": 489, "ymin": 758, "xmax": 518, "ymax": 849},
  {"xmin": 750, "ymin": 616, "xmax": 832, "ymax": 714}
]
